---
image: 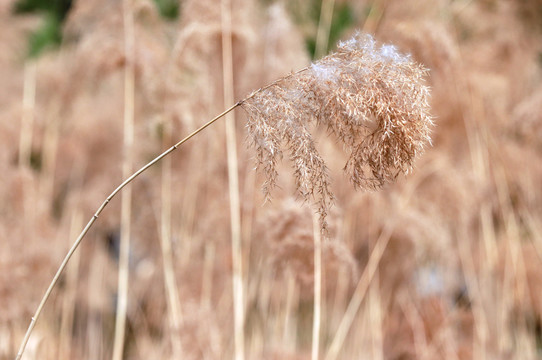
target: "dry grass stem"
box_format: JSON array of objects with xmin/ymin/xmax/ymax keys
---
[
  {"xmin": 312, "ymin": 212, "xmax": 322, "ymax": 360},
  {"xmin": 315, "ymin": 0, "xmax": 335, "ymax": 59},
  {"xmin": 111, "ymin": 1, "xmax": 135, "ymax": 358},
  {"xmin": 58, "ymin": 211, "xmax": 83, "ymax": 360},
  {"xmin": 159, "ymin": 119, "xmax": 183, "ymax": 356},
  {"xmin": 325, "ymin": 221, "xmax": 395, "ymax": 360},
  {"xmin": 15, "ymin": 102, "xmax": 240, "ymax": 360},
  {"xmin": 221, "ymin": 0, "xmax": 245, "ymax": 359}
]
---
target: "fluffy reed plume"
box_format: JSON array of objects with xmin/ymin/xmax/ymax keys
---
[{"xmin": 242, "ymin": 33, "xmax": 432, "ymax": 230}]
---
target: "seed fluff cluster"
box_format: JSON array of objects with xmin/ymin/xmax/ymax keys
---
[{"xmin": 241, "ymin": 33, "xmax": 433, "ymax": 231}]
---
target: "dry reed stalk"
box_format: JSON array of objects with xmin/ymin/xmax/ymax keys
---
[
  {"xmin": 325, "ymin": 220, "xmax": 395, "ymax": 360},
  {"xmin": 311, "ymin": 212, "xmax": 322, "ymax": 360},
  {"xmin": 221, "ymin": 1, "xmax": 245, "ymax": 359},
  {"xmin": 240, "ymin": 163, "xmax": 256, "ymax": 310},
  {"xmin": 111, "ymin": 0, "xmax": 135, "ymax": 358},
  {"xmin": 15, "ymin": 101, "xmax": 239, "ymax": 360},
  {"xmin": 159, "ymin": 117, "xmax": 183, "ymax": 357},
  {"xmin": 16, "ymin": 33, "xmax": 431, "ymax": 359},
  {"xmin": 314, "ymin": 0, "xmax": 335, "ymax": 59},
  {"xmin": 18, "ymin": 61, "xmax": 36, "ymax": 168},
  {"xmin": 362, "ymin": 0, "xmax": 387, "ymax": 34},
  {"xmin": 496, "ymin": 167, "xmax": 529, "ymax": 290},
  {"xmin": 398, "ymin": 295, "xmax": 430, "ymax": 359},
  {"xmin": 257, "ymin": 265, "xmax": 273, "ymax": 345},
  {"xmin": 84, "ymin": 235, "xmax": 106, "ymax": 359},
  {"xmin": 495, "ymin": 166, "xmax": 532, "ymax": 354},
  {"xmin": 312, "ymin": 3, "xmax": 332, "ymax": 358},
  {"xmin": 58, "ymin": 210, "xmax": 83, "ymax": 360},
  {"xmin": 178, "ymin": 152, "xmax": 200, "ymax": 268}
]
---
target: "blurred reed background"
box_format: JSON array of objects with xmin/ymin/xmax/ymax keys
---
[{"xmin": 1, "ymin": 0, "xmax": 542, "ymax": 359}]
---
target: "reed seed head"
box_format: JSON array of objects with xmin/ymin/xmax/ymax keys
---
[{"xmin": 242, "ymin": 32, "xmax": 433, "ymax": 231}]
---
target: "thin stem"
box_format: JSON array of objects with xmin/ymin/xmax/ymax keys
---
[
  {"xmin": 362, "ymin": 0, "xmax": 386, "ymax": 34},
  {"xmin": 324, "ymin": 221, "xmax": 395, "ymax": 360},
  {"xmin": 221, "ymin": 1, "xmax": 245, "ymax": 359},
  {"xmin": 315, "ymin": 0, "xmax": 335, "ymax": 59},
  {"xmin": 160, "ymin": 118, "xmax": 183, "ymax": 356},
  {"xmin": 112, "ymin": 0, "xmax": 135, "ymax": 358},
  {"xmin": 15, "ymin": 102, "xmax": 240, "ymax": 360},
  {"xmin": 312, "ymin": 213, "xmax": 323, "ymax": 360},
  {"xmin": 15, "ymin": 65, "xmax": 307, "ymax": 360},
  {"xmin": 58, "ymin": 210, "xmax": 83, "ymax": 360}
]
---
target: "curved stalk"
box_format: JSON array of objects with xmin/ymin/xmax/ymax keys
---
[
  {"xmin": 15, "ymin": 103, "xmax": 239, "ymax": 360},
  {"xmin": 15, "ymin": 66, "xmax": 309, "ymax": 360}
]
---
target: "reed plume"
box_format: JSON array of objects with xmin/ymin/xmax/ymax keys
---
[{"xmin": 242, "ymin": 32, "xmax": 432, "ymax": 230}]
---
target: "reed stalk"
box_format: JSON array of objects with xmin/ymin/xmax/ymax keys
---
[
  {"xmin": 111, "ymin": 0, "xmax": 135, "ymax": 358},
  {"xmin": 315, "ymin": 0, "xmax": 335, "ymax": 59},
  {"xmin": 221, "ymin": 1, "xmax": 245, "ymax": 359},
  {"xmin": 312, "ymin": 213, "xmax": 323, "ymax": 360},
  {"xmin": 58, "ymin": 210, "xmax": 82, "ymax": 360},
  {"xmin": 159, "ymin": 117, "xmax": 183, "ymax": 357},
  {"xmin": 325, "ymin": 221, "xmax": 395, "ymax": 360}
]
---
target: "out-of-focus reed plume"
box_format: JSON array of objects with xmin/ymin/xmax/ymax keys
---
[{"xmin": 262, "ymin": 198, "xmax": 356, "ymax": 298}]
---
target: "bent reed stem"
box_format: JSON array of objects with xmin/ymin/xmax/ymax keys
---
[
  {"xmin": 15, "ymin": 67, "xmax": 309, "ymax": 360},
  {"xmin": 15, "ymin": 103, "xmax": 237, "ymax": 360}
]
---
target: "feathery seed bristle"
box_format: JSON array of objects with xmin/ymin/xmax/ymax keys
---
[{"xmin": 242, "ymin": 32, "xmax": 433, "ymax": 232}]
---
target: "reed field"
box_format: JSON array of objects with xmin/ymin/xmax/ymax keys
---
[{"xmin": 1, "ymin": 0, "xmax": 542, "ymax": 359}]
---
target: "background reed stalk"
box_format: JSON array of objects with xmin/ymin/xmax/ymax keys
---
[
  {"xmin": 111, "ymin": 0, "xmax": 135, "ymax": 358},
  {"xmin": 159, "ymin": 116, "xmax": 183, "ymax": 357},
  {"xmin": 311, "ymin": 213, "xmax": 322, "ymax": 360},
  {"xmin": 221, "ymin": 1, "xmax": 245, "ymax": 359},
  {"xmin": 314, "ymin": 0, "xmax": 335, "ymax": 59},
  {"xmin": 325, "ymin": 221, "xmax": 394, "ymax": 360},
  {"xmin": 58, "ymin": 210, "xmax": 82, "ymax": 360}
]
